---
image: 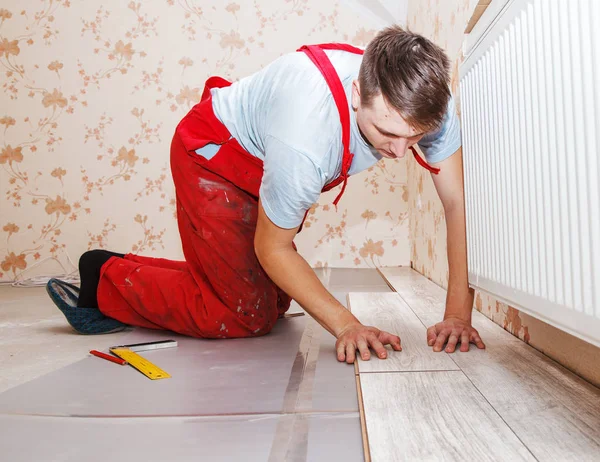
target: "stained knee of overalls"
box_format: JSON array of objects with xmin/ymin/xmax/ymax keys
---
[
  {"xmin": 234, "ymin": 283, "xmax": 281, "ymax": 336},
  {"xmin": 276, "ymin": 288, "xmax": 293, "ymax": 316},
  {"xmin": 206, "ymin": 297, "xmax": 277, "ymax": 339}
]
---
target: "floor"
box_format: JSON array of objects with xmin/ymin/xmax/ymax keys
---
[
  {"xmin": 1, "ymin": 267, "xmax": 599, "ymax": 461},
  {"xmin": 0, "ymin": 267, "xmax": 390, "ymax": 462},
  {"xmin": 361, "ymin": 268, "xmax": 600, "ymax": 462}
]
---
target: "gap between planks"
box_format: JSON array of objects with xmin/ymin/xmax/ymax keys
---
[
  {"xmin": 349, "ymin": 297, "xmax": 371, "ymax": 462},
  {"xmin": 354, "ymin": 372, "xmax": 371, "ymax": 462}
]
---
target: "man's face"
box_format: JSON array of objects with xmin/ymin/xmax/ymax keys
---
[{"xmin": 351, "ymin": 80, "xmax": 425, "ymax": 159}]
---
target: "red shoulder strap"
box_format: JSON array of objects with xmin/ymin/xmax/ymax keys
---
[
  {"xmin": 297, "ymin": 44, "xmax": 355, "ymax": 206},
  {"xmin": 411, "ymin": 147, "xmax": 441, "ymax": 174},
  {"xmin": 201, "ymin": 76, "xmax": 232, "ymax": 101},
  {"xmin": 305, "ymin": 43, "xmax": 364, "ymax": 55}
]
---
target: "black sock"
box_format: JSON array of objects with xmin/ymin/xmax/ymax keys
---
[{"xmin": 77, "ymin": 250, "xmax": 125, "ymax": 308}]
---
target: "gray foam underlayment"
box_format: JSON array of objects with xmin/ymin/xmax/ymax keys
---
[
  {"xmin": 0, "ymin": 413, "xmax": 361, "ymax": 462},
  {"xmin": 0, "ymin": 268, "xmax": 391, "ymax": 461}
]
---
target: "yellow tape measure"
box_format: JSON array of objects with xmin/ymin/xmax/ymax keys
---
[{"xmin": 110, "ymin": 348, "xmax": 171, "ymax": 380}]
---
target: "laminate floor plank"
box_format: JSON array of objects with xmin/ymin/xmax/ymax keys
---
[
  {"xmin": 378, "ymin": 266, "xmax": 600, "ymax": 461},
  {"xmin": 348, "ymin": 292, "xmax": 458, "ymax": 373},
  {"xmin": 360, "ymin": 371, "xmax": 535, "ymax": 462}
]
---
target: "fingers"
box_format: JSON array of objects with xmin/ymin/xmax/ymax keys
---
[
  {"xmin": 379, "ymin": 331, "xmax": 402, "ymax": 351},
  {"xmin": 345, "ymin": 343, "xmax": 357, "ymax": 364},
  {"xmin": 460, "ymin": 330, "xmax": 470, "ymax": 352},
  {"xmin": 445, "ymin": 331, "xmax": 460, "ymax": 353},
  {"xmin": 359, "ymin": 336, "xmax": 388, "ymax": 360},
  {"xmin": 339, "ymin": 325, "xmax": 484, "ymax": 361},
  {"xmin": 368, "ymin": 335, "xmax": 388, "ymax": 359},
  {"xmin": 426, "ymin": 326, "xmax": 437, "ymax": 346},
  {"xmin": 336, "ymin": 342, "xmax": 346, "ymax": 362},
  {"xmin": 471, "ymin": 331, "xmax": 486, "ymax": 349},
  {"xmin": 429, "ymin": 323, "xmax": 485, "ymax": 353},
  {"xmin": 357, "ymin": 339, "xmax": 370, "ymax": 361},
  {"xmin": 433, "ymin": 329, "xmax": 449, "ymax": 352},
  {"xmin": 336, "ymin": 327, "xmax": 404, "ymax": 363}
]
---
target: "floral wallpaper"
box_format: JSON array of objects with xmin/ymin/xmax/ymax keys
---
[
  {"xmin": 0, "ymin": 0, "xmax": 411, "ymax": 283},
  {"xmin": 407, "ymin": 0, "xmax": 600, "ymax": 387}
]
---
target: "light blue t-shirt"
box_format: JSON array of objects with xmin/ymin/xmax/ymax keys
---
[{"xmin": 196, "ymin": 49, "xmax": 460, "ymax": 229}]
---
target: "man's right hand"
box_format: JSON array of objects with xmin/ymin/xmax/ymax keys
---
[
  {"xmin": 335, "ymin": 324, "xmax": 402, "ymax": 364},
  {"xmin": 254, "ymin": 202, "xmax": 402, "ymax": 363}
]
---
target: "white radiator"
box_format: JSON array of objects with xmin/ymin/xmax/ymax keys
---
[{"xmin": 460, "ymin": 0, "xmax": 600, "ymax": 347}]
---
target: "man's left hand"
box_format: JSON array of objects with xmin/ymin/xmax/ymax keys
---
[{"xmin": 426, "ymin": 317, "xmax": 486, "ymax": 353}]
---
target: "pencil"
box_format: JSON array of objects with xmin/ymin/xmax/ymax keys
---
[{"xmin": 90, "ymin": 349, "xmax": 128, "ymax": 366}]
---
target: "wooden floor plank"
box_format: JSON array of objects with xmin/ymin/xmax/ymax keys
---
[
  {"xmin": 378, "ymin": 267, "xmax": 600, "ymax": 460},
  {"xmin": 347, "ymin": 292, "xmax": 458, "ymax": 373},
  {"xmin": 361, "ymin": 371, "xmax": 535, "ymax": 462}
]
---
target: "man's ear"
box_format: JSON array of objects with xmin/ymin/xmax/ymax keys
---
[{"xmin": 351, "ymin": 80, "xmax": 360, "ymax": 110}]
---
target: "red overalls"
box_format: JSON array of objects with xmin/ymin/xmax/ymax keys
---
[{"xmin": 96, "ymin": 43, "xmax": 439, "ymax": 339}]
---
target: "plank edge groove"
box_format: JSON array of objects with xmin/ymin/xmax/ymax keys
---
[{"xmin": 355, "ymin": 374, "xmax": 371, "ymax": 462}]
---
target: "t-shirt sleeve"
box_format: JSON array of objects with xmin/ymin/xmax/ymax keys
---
[
  {"xmin": 417, "ymin": 95, "xmax": 461, "ymax": 164},
  {"xmin": 259, "ymin": 135, "xmax": 327, "ymax": 229}
]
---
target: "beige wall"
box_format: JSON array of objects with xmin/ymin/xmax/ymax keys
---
[
  {"xmin": 0, "ymin": 1, "xmax": 413, "ymax": 282},
  {"xmin": 407, "ymin": 0, "xmax": 600, "ymax": 387}
]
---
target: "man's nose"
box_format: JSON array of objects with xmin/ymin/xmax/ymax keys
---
[{"xmin": 390, "ymin": 138, "xmax": 409, "ymax": 158}]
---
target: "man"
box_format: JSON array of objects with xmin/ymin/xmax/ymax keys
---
[{"xmin": 47, "ymin": 26, "xmax": 485, "ymax": 363}]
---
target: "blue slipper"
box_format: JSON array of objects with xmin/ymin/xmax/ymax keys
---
[{"xmin": 46, "ymin": 278, "xmax": 128, "ymax": 335}]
